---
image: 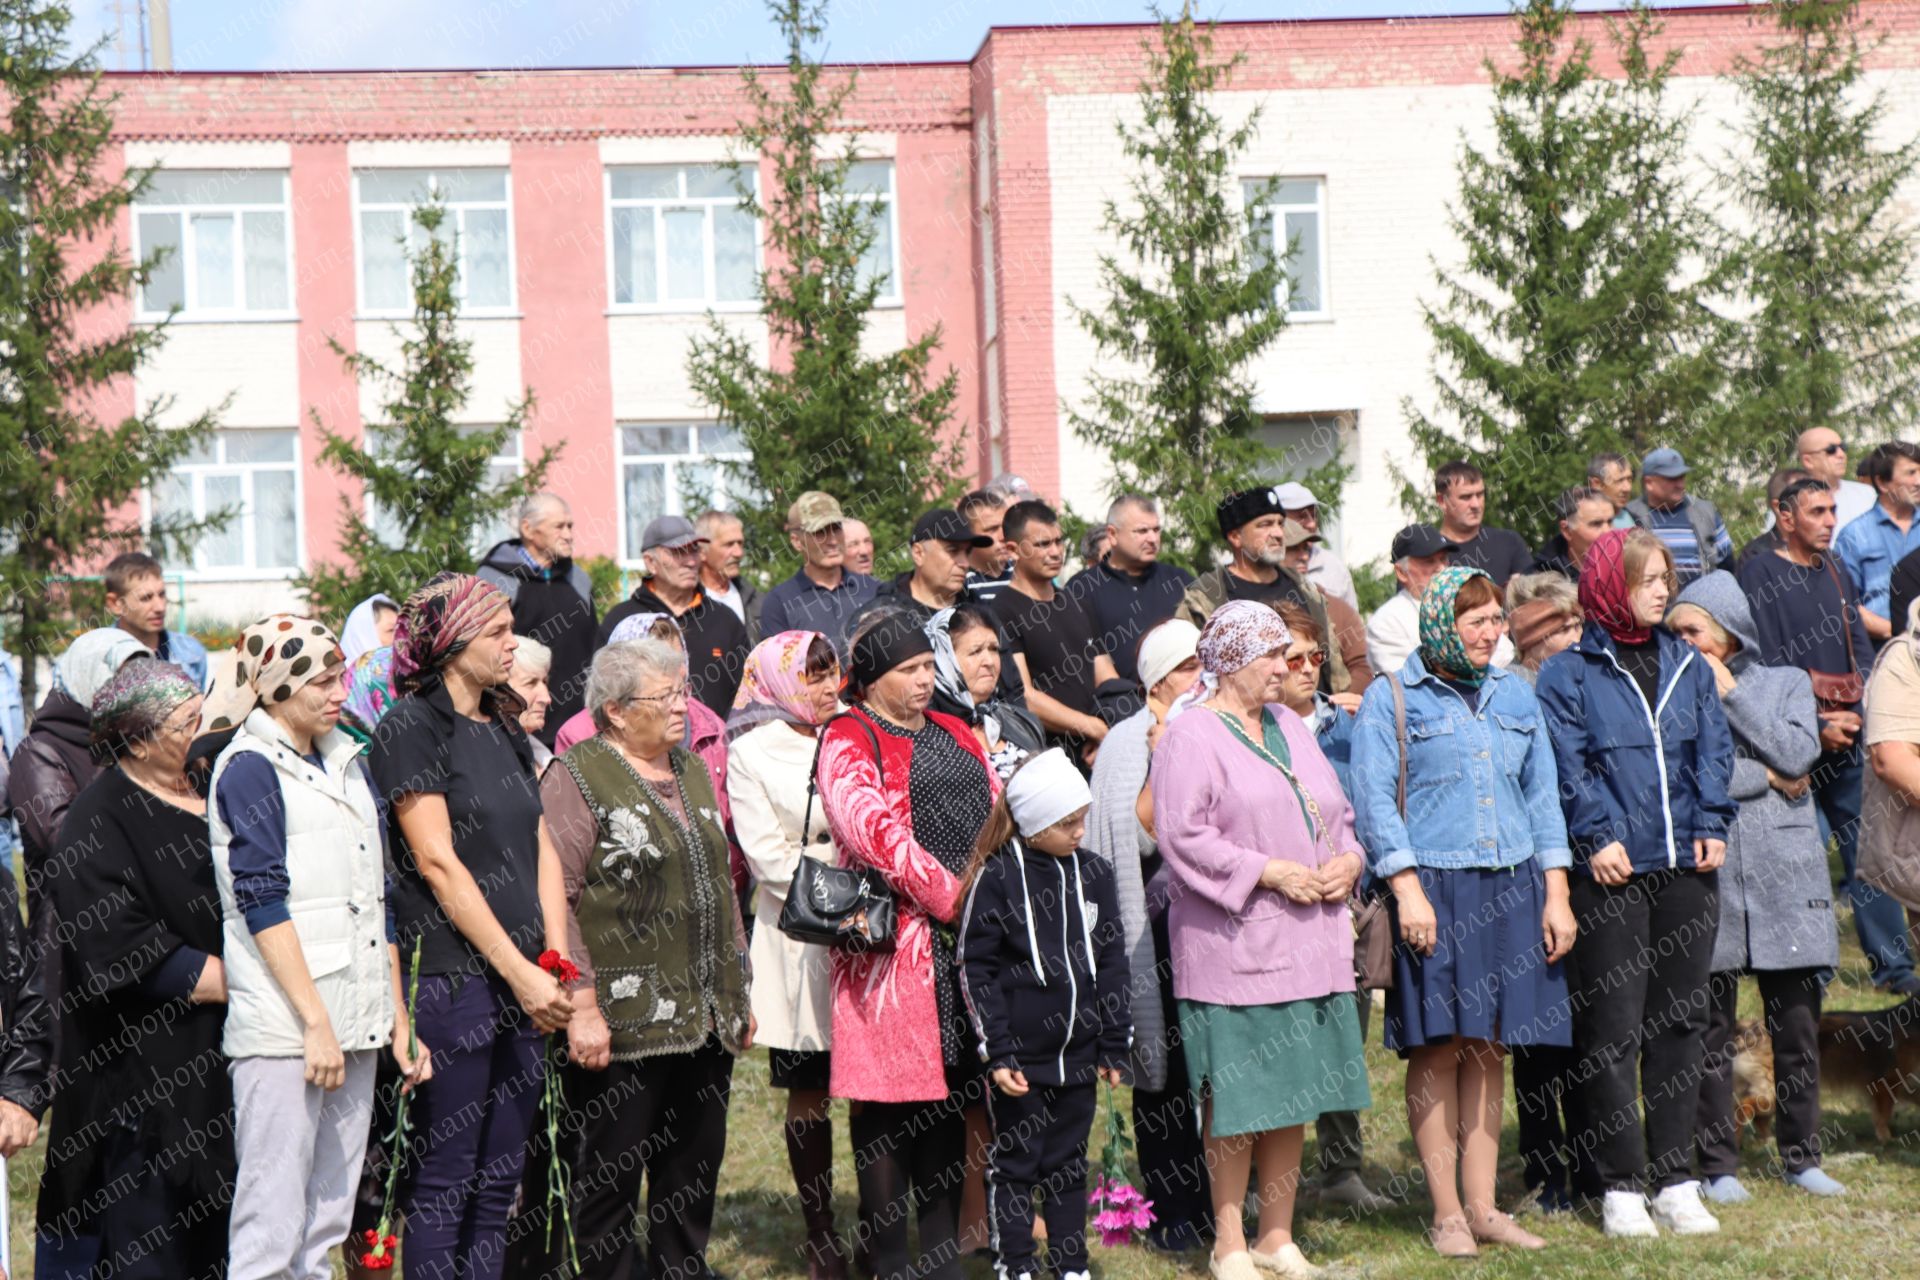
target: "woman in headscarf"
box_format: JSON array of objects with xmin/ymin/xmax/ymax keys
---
[
  {"xmin": 36, "ymin": 659, "xmax": 233, "ymax": 1279},
  {"xmin": 1535, "ymin": 529, "xmax": 1737, "ymax": 1240},
  {"xmin": 340, "ymin": 593, "xmax": 400, "ymax": 664},
  {"xmin": 818, "ymin": 606, "xmax": 999, "ymax": 1280},
  {"xmin": 1351, "ymin": 567, "xmax": 1575, "ymax": 1257},
  {"xmin": 1084, "ymin": 618, "xmax": 1212, "ymax": 1251},
  {"xmin": 366, "ymin": 572, "xmax": 573, "ymax": 1280},
  {"xmin": 926, "ymin": 604, "xmax": 1043, "ymax": 783},
  {"xmin": 726, "ymin": 630, "xmax": 854, "ymax": 1277},
  {"xmin": 204, "ymin": 616, "xmax": 432, "ymax": 1278},
  {"xmin": 1149, "ymin": 601, "xmax": 1370, "ymax": 1280}
]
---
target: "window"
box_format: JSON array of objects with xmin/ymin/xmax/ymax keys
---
[
  {"xmin": 356, "ymin": 169, "xmax": 513, "ymax": 313},
  {"xmin": 1244, "ymin": 177, "xmax": 1327, "ymax": 317},
  {"xmin": 618, "ymin": 424, "xmax": 752, "ymax": 564},
  {"xmin": 607, "ymin": 165, "xmax": 758, "ymax": 308},
  {"xmin": 151, "ymin": 429, "xmax": 301, "ymax": 573},
  {"xmin": 135, "ymin": 170, "xmax": 292, "ymax": 318},
  {"xmin": 365, "ymin": 427, "xmax": 523, "ymax": 552},
  {"xmin": 1257, "ymin": 412, "xmax": 1351, "ymax": 546},
  {"xmin": 830, "ymin": 160, "xmax": 899, "ymax": 303}
]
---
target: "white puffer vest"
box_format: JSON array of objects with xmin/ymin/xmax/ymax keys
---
[{"xmin": 211, "ymin": 708, "xmax": 393, "ymax": 1060}]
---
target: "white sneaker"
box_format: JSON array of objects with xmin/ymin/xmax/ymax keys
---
[
  {"xmin": 1602, "ymin": 1189, "xmax": 1660, "ymax": 1238},
  {"xmin": 1650, "ymin": 1181, "xmax": 1721, "ymax": 1235}
]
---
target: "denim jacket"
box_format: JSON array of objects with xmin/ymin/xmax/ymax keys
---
[{"xmin": 1350, "ymin": 653, "xmax": 1572, "ymax": 879}]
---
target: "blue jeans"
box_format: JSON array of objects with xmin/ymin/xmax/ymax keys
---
[{"xmin": 1817, "ymin": 745, "xmax": 1913, "ymax": 986}]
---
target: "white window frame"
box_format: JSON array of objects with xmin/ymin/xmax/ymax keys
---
[
  {"xmin": 614, "ymin": 423, "xmax": 754, "ymax": 568},
  {"xmin": 131, "ymin": 169, "xmax": 297, "ymax": 323},
  {"xmin": 603, "ymin": 165, "xmax": 761, "ymax": 314},
  {"xmin": 1244, "ymin": 175, "xmax": 1330, "ymax": 322},
  {"xmin": 145, "ymin": 428, "xmax": 304, "ymax": 579},
  {"xmin": 364, "ymin": 426, "xmax": 524, "ymax": 553},
  {"xmin": 828, "ymin": 159, "xmax": 901, "ymax": 308},
  {"xmin": 352, "ymin": 168, "xmax": 517, "ymax": 317}
]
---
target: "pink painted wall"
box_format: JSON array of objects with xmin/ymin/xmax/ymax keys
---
[{"xmin": 289, "ymin": 142, "xmax": 361, "ymax": 572}]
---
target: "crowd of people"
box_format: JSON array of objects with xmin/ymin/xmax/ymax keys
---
[{"xmin": 0, "ymin": 435, "xmax": 1918, "ymax": 1280}]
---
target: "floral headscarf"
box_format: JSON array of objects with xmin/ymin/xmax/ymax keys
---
[
  {"xmin": 343, "ymin": 645, "xmax": 398, "ymax": 738},
  {"xmin": 392, "ymin": 572, "xmax": 510, "ymax": 692},
  {"xmin": 1578, "ymin": 527, "xmax": 1651, "ymax": 646},
  {"xmin": 727, "ymin": 630, "xmax": 832, "ymax": 740},
  {"xmin": 91, "ymin": 657, "xmax": 200, "ymax": 758},
  {"xmin": 1418, "ymin": 565, "xmax": 1496, "ymax": 689},
  {"xmin": 200, "ymin": 615, "xmax": 346, "ymax": 734},
  {"xmin": 53, "ymin": 628, "xmax": 153, "ymax": 707},
  {"xmin": 1168, "ymin": 600, "xmax": 1292, "ymax": 723}
]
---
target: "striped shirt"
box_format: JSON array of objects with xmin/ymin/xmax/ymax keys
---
[{"xmin": 1641, "ymin": 499, "xmax": 1732, "ymax": 585}]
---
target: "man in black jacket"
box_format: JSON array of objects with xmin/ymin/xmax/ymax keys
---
[
  {"xmin": 1528, "ymin": 485, "xmax": 1614, "ymax": 583},
  {"xmin": 476, "ymin": 493, "xmax": 598, "ymax": 745},
  {"xmin": 598, "ymin": 515, "xmax": 750, "ymax": 716}
]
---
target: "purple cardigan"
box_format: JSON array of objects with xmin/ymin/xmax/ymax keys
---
[{"xmin": 1150, "ymin": 704, "xmax": 1358, "ymax": 1007}]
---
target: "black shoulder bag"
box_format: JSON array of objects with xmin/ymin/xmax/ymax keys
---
[{"xmin": 778, "ymin": 709, "xmax": 899, "ymax": 953}]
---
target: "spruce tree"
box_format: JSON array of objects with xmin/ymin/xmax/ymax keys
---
[
  {"xmin": 688, "ymin": 0, "xmax": 965, "ymax": 584},
  {"xmin": 1403, "ymin": 0, "xmax": 1733, "ymax": 549},
  {"xmin": 1724, "ymin": 0, "xmax": 1920, "ymax": 454},
  {"xmin": 0, "ymin": 0, "xmax": 225, "ymax": 706},
  {"xmin": 1066, "ymin": 4, "xmax": 1338, "ymax": 573},
  {"xmin": 299, "ymin": 202, "xmax": 556, "ymax": 620}
]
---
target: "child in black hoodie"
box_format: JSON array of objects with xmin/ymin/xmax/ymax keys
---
[{"xmin": 959, "ymin": 749, "xmax": 1131, "ymax": 1280}]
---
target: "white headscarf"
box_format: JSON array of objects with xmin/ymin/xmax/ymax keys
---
[
  {"xmin": 1006, "ymin": 748, "xmax": 1092, "ymax": 837},
  {"xmin": 340, "ymin": 593, "xmax": 399, "ymax": 664},
  {"xmin": 52, "ymin": 628, "xmax": 154, "ymax": 707},
  {"xmin": 1136, "ymin": 619, "xmax": 1201, "ymax": 695}
]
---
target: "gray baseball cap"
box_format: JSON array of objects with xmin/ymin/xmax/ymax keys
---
[
  {"xmin": 641, "ymin": 515, "xmax": 706, "ymax": 551},
  {"xmin": 1642, "ymin": 447, "xmax": 1690, "ymax": 478}
]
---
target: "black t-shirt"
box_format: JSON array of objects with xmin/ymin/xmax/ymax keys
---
[
  {"xmin": 371, "ymin": 685, "xmax": 545, "ymax": 976},
  {"xmin": 1891, "ymin": 545, "xmax": 1920, "ymax": 638},
  {"xmin": 1221, "ymin": 568, "xmax": 1313, "ymax": 612},
  {"xmin": 994, "ymin": 586, "xmax": 1105, "ymax": 717},
  {"xmin": 1066, "ymin": 560, "xmax": 1194, "ymax": 685},
  {"xmin": 1447, "ymin": 526, "xmax": 1534, "ymax": 586}
]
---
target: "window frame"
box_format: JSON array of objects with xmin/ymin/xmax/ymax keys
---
[
  {"xmin": 827, "ymin": 159, "xmax": 902, "ymax": 309},
  {"xmin": 352, "ymin": 167, "xmax": 518, "ymax": 318},
  {"xmin": 602, "ymin": 164, "xmax": 762, "ymax": 314},
  {"xmin": 1243, "ymin": 174, "xmax": 1330, "ymax": 322},
  {"xmin": 145, "ymin": 428, "xmax": 305, "ymax": 579},
  {"xmin": 131, "ymin": 169, "xmax": 297, "ymax": 323},
  {"xmin": 614, "ymin": 423, "xmax": 754, "ymax": 568}
]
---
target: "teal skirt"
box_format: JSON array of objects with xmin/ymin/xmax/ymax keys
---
[{"xmin": 1176, "ymin": 994, "xmax": 1371, "ymax": 1139}]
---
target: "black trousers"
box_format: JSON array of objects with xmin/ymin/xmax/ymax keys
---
[
  {"xmin": 1695, "ymin": 968, "xmax": 1824, "ymax": 1178},
  {"xmin": 509, "ymin": 1038, "xmax": 735, "ymax": 1280},
  {"xmin": 1511, "ymin": 1044, "xmax": 1598, "ymax": 1199},
  {"xmin": 1565, "ymin": 868, "xmax": 1718, "ymax": 1193},
  {"xmin": 985, "ymin": 1083, "xmax": 1098, "ymax": 1279},
  {"xmin": 1132, "ymin": 905, "xmax": 1212, "ymax": 1234},
  {"xmin": 93, "ymin": 1120, "xmax": 231, "ymax": 1280},
  {"xmin": 849, "ymin": 1091, "xmax": 970, "ymax": 1280}
]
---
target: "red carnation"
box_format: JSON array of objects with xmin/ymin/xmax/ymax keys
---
[{"xmin": 538, "ymin": 949, "xmax": 581, "ymax": 984}]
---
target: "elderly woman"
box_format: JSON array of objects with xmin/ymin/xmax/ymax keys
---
[
  {"xmin": 818, "ymin": 606, "xmax": 999, "ymax": 1280},
  {"xmin": 726, "ymin": 630, "xmax": 850, "ymax": 1277},
  {"xmin": 1505, "ymin": 572, "xmax": 1585, "ymax": 684},
  {"xmin": 202, "ymin": 617, "xmax": 431, "ymax": 1278},
  {"xmin": 519, "ymin": 637, "xmax": 751, "ymax": 1279},
  {"xmin": 1151, "ymin": 601, "xmax": 1371, "ymax": 1280},
  {"xmin": 368, "ymin": 573, "xmax": 574, "ymax": 1280},
  {"xmin": 927, "ymin": 604, "xmax": 1044, "ymax": 782},
  {"xmin": 1535, "ymin": 529, "xmax": 1737, "ymax": 1240},
  {"xmin": 508, "ymin": 633, "xmax": 557, "ymax": 772},
  {"xmin": 1670, "ymin": 573, "xmax": 1844, "ymax": 1200},
  {"xmin": 36, "ymin": 659, "xmax": 233, "ymax": 1278},
  {"xmin": 1352, "ymin": 568, "xmax": 1576, "ymax": 1257},
  {"xmin": 1086, "ymin": 618, "xmax": 1209, "ymax": 1251}
]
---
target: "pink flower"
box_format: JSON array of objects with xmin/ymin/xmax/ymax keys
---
[{"xmin": 1089, "ymin": 1177, "xmax": 1155, "ymax": 1246}]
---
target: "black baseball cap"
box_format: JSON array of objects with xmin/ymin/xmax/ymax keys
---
[
  {"xmin": 1391, "ymin": 524, "xmax": 1456, "ymax": 561},
  {"xmin": 912, "ymin": 508, "xmax": 993, "ymax": 547}
]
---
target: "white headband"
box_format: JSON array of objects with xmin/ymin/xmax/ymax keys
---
[
  {"xmin": 1137, "ymin": 619, "xmax": 1201, "ymax": 694},
  {"xmin": 1006, "ymin": 748, "xmax": 1093, "ymax": 838}
]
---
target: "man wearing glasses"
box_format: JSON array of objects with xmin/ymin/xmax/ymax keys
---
[
  {"xmin": 1797, "ymin": 427, "xmax": 1878, "ymax": 532},
  {"xmin": 596, "ymin": 515, "xmax": 751, "ymax": 715}
]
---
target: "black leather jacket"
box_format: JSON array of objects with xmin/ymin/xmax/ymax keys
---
[{"xmin": 0, "ymin": 855, "xmax": 53, "ymax": 1117}]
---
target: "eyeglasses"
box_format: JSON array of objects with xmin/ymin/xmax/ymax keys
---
[
  {"xmin": 1812, "ymin": 442, "xmax": 1846, "ymax": 456},
  {"xmin": 1284, "ymin": 649, "xmax": 1328, "ymax": 673},
  {"xmin": 627, "ymin": 684, "xmax": 690, "ymax": 708}
]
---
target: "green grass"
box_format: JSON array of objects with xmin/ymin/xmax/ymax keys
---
[{"xmin": 8, "ymin": 902, "xmax": 1917, "ymax": 1278}]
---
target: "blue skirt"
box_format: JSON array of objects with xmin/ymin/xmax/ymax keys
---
[{"xmin": 1384, "ymin": 864, "xmax": 1572, "ymax": 1055}]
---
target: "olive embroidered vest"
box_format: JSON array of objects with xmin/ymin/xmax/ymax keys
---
[{"xmin": 563, "ymin": 736, "xmax": 750, "ymax": 1060}]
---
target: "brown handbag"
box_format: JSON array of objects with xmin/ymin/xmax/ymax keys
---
[
  {"xmin": 1346, "ymin": 678, "xmax": 1408, "ymax": 992},
  {"xmin": 1809, "ymin": 555, "xmax": 1867, "ymax": 712}
]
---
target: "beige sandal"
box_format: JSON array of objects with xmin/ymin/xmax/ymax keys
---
[{"xmin": 1430, "ymin": 1214, "xmax": 1481, "ymax": 1259}]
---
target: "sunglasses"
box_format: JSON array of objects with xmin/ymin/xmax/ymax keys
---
[
  {"xmin": 1284, "ymin": 649, "xmax": 1328, "ymax": 673},
  {"xmin": 1811, "ymin": 442, "xmax": 1846, "ymax": 456}
]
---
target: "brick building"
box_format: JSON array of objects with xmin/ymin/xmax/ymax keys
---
[{"xmin": 100, "ymin": 3, "xmax": 1920, "ymax": 622}]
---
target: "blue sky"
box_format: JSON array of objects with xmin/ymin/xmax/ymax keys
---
[{"xmin": 70, "ymin": 1, "xmax": 1749, "ymax": 73}]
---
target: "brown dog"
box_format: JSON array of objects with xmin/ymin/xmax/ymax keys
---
[
  {"xmin": 1817, "ymin": 1000, "xmax": 1920, "ymax": 1142},
  {"xmin": 1730, "ymin": 1018, "xmax": 1777, "ymax": 1142}
]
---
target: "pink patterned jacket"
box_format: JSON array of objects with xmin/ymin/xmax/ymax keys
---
[{"xmin": 819, "ymin": 706, "xmax": 998, "ymax": 1103}]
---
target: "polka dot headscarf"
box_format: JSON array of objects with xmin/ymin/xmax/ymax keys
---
[{"xmin": 199, "ymin": 614, "xmax": 345, "ymax": 735}]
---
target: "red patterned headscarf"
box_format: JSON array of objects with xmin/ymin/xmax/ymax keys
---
[
  {"xmin": 392, "ymin": 572, "xmax": 511, "ymax": 692},
  {"xmin": 728, "ymin": 630, "xmax": 833, "ymax": 740},
  {"xmin": 1577, "ymin": 528, "xmax": 1650, "ymax": 645}
]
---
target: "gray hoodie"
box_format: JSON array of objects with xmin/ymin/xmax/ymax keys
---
[{"xmin": 1674, "ymin": 572, "xmax": 1838, "ymax": 972}]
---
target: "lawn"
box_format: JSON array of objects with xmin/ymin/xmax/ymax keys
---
[{"xmin": 5, "ymin": 904, "xmax": 1916, "ymax": 1279}]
